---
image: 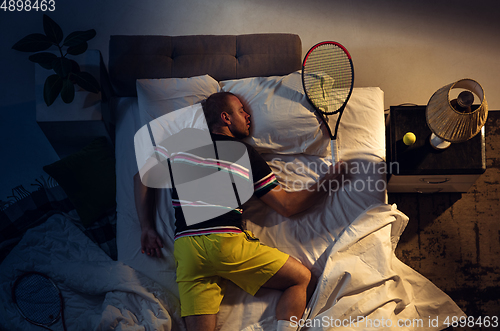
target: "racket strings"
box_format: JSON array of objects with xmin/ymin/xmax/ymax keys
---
[
  {"xmin": 303, "ymin": 45, "xmax": 353, "ymax": 115},
  {"xmin": 13, "ymin": 273, "xmax": 61, "ymax": 325}
]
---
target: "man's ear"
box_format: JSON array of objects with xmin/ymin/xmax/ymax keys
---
[{"xmin": 220, "ymin": 111, "xmax": 231, "ymax": 125}]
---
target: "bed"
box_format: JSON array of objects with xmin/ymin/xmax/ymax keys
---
[{"xmin": 0, "ymin": 34, "xmax": 465, "ymax": 330}]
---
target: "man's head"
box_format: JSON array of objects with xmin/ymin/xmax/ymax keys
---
[{"xmin": 202, "ymin": 92, "xmax": 251, "ymax": 139}]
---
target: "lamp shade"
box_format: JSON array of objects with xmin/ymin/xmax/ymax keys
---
[{"xmin": 426, "ymin": 78, "xmax": 488, "ymax": 143}]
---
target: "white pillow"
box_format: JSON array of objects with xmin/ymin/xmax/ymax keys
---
[
  {"xmin": 220, "ymin": 71, "xmax": 330, "ymax": 156},
  {"xmin": 136, "ymin": 74, "xmax": 220, "ymax": 125},
  {"xmin": 337, "ymin": 87, "xmax": 385, "ymax": 160},
  {"xmin": 221, "ymin": 72, "xmax": 385, "ymax": 158}
]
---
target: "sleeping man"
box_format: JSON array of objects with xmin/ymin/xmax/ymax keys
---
[{"xmin": 134, "ymin": 91, "xmax": 345, "ymax": 331}]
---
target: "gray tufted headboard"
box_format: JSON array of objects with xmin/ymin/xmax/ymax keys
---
[{"xmin": 108, "ymin": 34, "xmax": 302, "ymax": 97}]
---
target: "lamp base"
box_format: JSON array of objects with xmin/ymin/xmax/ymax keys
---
[{"xmin": 429, "ymin": 133, "xmax": 451, "ymax": 150}]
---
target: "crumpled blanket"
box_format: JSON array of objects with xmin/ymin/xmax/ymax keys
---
[
  {"xmin": 239, "ymin": 204, "xmax": 466, "ymax": 331},
  {"xmin": 0, "ymin": 214, "xmax": 185, "ymax": 331}
]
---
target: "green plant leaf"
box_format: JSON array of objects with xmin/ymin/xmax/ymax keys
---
[
  {"xmin": 44, "ymin": 74, "xmax": 63, "ymax": 106},
  {"xmin": 72, "ymin": 71, "xmax": 100, "ymax": 93},
  {"xmin": 61, "ymin": 79, "xmax": 75, "ymax": 103},
  {"xmin": 43, "ymin": 14, "xmax": 63, "ymax": 45},
  {"xmin": 69, "ymin": 59, "xmax": 81, "ymax": 74},
  {"xmin": 52, "ymin": 57, "xmax": 73, "ymax": 78},
  {"xmin": 28, "ymin": 52, "xmax": 58, "ymax": 69},
  {"xmin": 63, "ymin": 30, "xmax": 96, "ymax": 47},
  {"xmin": 67, "ymin": 41, "xmax": 88, "ymax": 55},
  {"xmin": 12, "ymin": 33, "xmax": 53, "ymax": 52}
]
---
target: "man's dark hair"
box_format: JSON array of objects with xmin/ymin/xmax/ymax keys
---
[{"xmin": 202, "ymin": 92, "xmax": 236, "ymax": 131}]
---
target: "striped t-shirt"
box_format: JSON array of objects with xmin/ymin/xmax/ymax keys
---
[{"xmin": 169, "ymin": 133, "xmax": 278, "ymax": 239}]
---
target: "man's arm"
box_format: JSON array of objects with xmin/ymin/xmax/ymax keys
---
[
  {"xmin": 259, "ymin": 162, "xmax": 345, "ymax": 218},
  {"xmin": 133, "ymin": 172, "xmax": 164, "ymax": 257}
]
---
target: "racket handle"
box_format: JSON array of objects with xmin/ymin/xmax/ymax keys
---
[{"xmin": 331, "ymin": 139, "xmax": 339, "ymax": 164}]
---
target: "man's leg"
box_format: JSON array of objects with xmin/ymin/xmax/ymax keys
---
[
  {"xmin": 261, "ymin": 256, "xmax": 317, "ymax": 321},
  {"xmin": 184, "ymin": 314, "xmax": 217, "ymax": 331},
  {"xmin": 175, "ymin": 236, "xmax": 225, "ymax": 331}
]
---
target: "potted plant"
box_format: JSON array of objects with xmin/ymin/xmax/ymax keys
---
[{"xmin": 12, "ymin": 14, "xmax": 100, "ymax": 107}]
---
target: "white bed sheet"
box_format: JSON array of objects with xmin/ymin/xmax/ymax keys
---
[{"xmin": 113, "ymin": 88, "xmax": 465, "ymax": 330}]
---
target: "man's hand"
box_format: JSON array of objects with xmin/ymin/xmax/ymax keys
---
[
  {"xmin": 135, "ymin": 171, "xmax": 164, "ymax": 258},
  {"xmin": 141, "ymin": 227, "xmax": 164, "ymax": 258}
]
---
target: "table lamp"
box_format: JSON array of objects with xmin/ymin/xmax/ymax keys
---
[{"xmin": 426, "ymin": 78, "xmax": 488, "ymax": 150}]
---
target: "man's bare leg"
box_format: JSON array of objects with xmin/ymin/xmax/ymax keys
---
[
  {"xmin": 261, "ymin": 256, "xmax": 317, "ymax": 321},
  {"xmin": 184, "ymin": 314, "xmax": 217, "ymax": 331},
  {"xmin": 183, "ymin": 257, "xmax": 315, "ymax": 331}
]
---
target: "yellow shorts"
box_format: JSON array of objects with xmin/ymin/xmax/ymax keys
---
[{"xmin": 173, "ymin": 231, "xmax": 289, "ymax": 317}]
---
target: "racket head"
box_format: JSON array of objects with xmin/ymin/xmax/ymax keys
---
[
  {"xmin": 302, "ymin": 41, "xmax": 354, "ymax": 116},
  {"xmin": 12, "ymin": 271, "xmax": 63, "ymax": 327}
]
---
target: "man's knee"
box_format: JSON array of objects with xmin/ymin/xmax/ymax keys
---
[
  {"xmin": 285, "ymin": 257, "xmax": 312, "ymax": 288},
  {"xmin": 262, "ymin": 256, "xmax": 311, "ymax": 290},
  {"xmin": 297, "ymin": 263, "xmax": 312, "ymax": 286}
]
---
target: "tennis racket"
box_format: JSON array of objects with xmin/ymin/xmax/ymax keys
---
[
  {"xmin": 302, "ymin": 41, "xmax": 354, "ymax": 164},
  {"xmin": 12, "ymin": 272, "xmax": 67, "ymax": 331}
]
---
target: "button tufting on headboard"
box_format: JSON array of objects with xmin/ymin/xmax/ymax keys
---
[{"xmin": 108, "ymin": 34, "xmax": 302, "ymax": 97}]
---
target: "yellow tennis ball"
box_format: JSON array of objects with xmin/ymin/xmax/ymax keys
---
[{"xmin": 403, "ymin": 132, "xmax": 416, "ymax": 145}]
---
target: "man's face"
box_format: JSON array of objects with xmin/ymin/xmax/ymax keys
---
[{"xmin": 226, "ymin": 95, "xmax": 251, "ymax": 139}]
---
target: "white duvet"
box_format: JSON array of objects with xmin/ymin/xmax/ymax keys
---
[
  {"xmin": 238, "ymin": 204, "xmax": 465, "ymax": 331},
  {"xmin": 0, "ymin": 213, "xmax": 185, "ymax": 331}
]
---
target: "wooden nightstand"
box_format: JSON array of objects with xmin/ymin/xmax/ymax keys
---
[
  {"xmin": 35, "ymin": 50, "xmax": 113, "ymax": 158},
  {"xmin": 387, "ymin": 105, "xmax": 486, "ymax": 193}
]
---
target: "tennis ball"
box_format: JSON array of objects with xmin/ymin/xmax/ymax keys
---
[{"xmin": 403, "ymin": 132, "xmax": 416, "ymax": 145}]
